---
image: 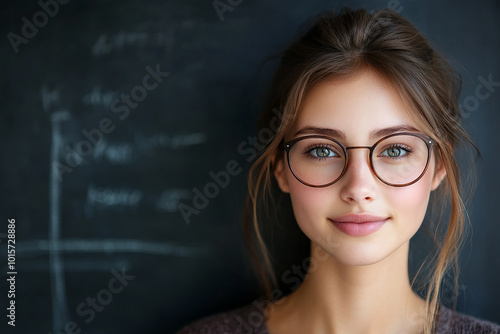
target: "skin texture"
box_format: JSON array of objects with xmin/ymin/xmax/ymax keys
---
[{"xmin": 269, "ymin": 69, "xmax": 447, "ymax": 334}]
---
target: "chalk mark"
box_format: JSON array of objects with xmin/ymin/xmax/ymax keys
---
[
  {"xmin": 49, "ymin": 111, "xmax": 71, "ymax": 332},
  {"xmin": 2, "ymin": 258, "xmax": 131, "ymax": 273},
  {"xmin": 14, "ymin": 239, "xmax": 208, "ymax": 257}
]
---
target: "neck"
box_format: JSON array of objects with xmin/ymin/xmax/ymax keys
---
[{"xmin": 267, "ymin": 241, "xmax": 425, "ymax": 334}]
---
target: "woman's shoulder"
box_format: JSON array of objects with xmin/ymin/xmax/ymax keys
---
[
  {"xmin": 437, "ymin": 306, "xmax": 500, "ymax": 333},
  {"xmin": 176, "ymin": 300, "xmax": 268, "ymax": 334},
  {"xmin": 177, "ymin": 301, "xmax": 500, "ymax": 334}
]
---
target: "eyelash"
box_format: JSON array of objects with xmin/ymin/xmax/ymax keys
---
[
  {"xmin": 303, "ymin": 144, "xmax": 339, "ymax": 160},
  {"xmin": 379, "ymin": 144, "xmax": 414, "ymax": 159}
]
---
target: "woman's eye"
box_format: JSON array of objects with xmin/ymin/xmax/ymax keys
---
[
  {"xmin": 311, "ymin": 147, "xmax": 336, "ymax": 158},
  {"xmin": 381, "ymin": 146, "xmax": 408, "ymax": 158}
]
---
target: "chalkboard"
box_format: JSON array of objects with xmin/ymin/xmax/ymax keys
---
[{"xmin": 1, "ymin": 0, "xmax": 499, "ymax": 333}]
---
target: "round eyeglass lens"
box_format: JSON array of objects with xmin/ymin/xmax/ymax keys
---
[
  {"xmin": 371, "ymin": 134, "xmax": 429, "ymax": 185},
  {"xmin": 288, "ymin": 137, "xmax": 346, "ymax": 186}
]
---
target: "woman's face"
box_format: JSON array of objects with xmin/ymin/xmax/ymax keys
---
[{"xmin": 274, "ymin": 69, "xmax": 446, "ymax": 266}]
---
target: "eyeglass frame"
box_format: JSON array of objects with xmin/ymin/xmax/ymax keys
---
[{"xmin": 280, "ymin": 132, "xmax": 437, "ymax": 188}]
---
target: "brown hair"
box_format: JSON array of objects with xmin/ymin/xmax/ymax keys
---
[{"xmin": 244, "ymin": 8, "xmax": 476, "ymax": 334}]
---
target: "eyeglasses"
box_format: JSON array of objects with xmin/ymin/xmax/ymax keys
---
[{"xmin": 281, "ymin": 133, "xmax": 436, "ymax": 187}]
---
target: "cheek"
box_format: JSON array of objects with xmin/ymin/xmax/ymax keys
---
[
  {"xmin": 286, "ymin": 169, "xmax": 335, "ymax": 233},
  {"xmin": 386, "ymin": 167, "xmax": 435, "ymax": 232}
]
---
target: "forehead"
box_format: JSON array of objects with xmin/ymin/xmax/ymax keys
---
[{"xmin": 292, "ymin": 69, "xmax": 419, "ymax": 142}]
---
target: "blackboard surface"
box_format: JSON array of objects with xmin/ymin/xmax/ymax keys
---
[{"xmin": 1, "ymin": 1, "xmax": 499, "ymax": 333}]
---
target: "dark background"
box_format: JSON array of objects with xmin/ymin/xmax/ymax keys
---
[{"xmin": 1, "ymin": 0, "xmax": 499, "ymax": 333}]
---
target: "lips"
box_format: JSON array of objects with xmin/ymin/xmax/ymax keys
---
[{"xmin": 329, "ymin": 214, "xmax": 389, "ymax": 237}]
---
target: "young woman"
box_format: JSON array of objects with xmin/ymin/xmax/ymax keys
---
[{"xmin": 178, "ymin": 8, "xmax": 500, "ymax": 334}]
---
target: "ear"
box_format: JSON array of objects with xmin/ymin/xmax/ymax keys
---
[
  {"xmin": 273, "ymin": 154, "xmax": 290, "ymax": 193},
  {"xmin": 430, "ymin": 156, "xmax": 447, "ymax": 191}
]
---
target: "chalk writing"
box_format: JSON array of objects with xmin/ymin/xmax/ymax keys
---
[
  {"xmin": 134, "ymin": 132, "xmax": 206, "ymax": 152},
  {"xmin": 91, "ymin": 31, "xmax": 172, "ymax": 57},
  {"xmin": 85, "ymin": 184, "xmax": 143, "ymax": 216},
  {"xmin": 92, "ymin": 140, "xmax": 134, "ymax": 164},
  {"xmin": 83, "ymin": 86, "xmax": 119, "ymax": 107},
  {"xmin": 156, "ymin": 189, "xmax": 192, "ymax": 213}
]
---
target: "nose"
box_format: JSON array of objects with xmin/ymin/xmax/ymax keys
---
[{"xmin": 339, "ymin": 147, "xmax": 378, "ymax": 204}]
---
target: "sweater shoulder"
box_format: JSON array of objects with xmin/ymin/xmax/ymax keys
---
[
  {"xmin": 177, "ymin": 302, "xmax": 500, "ymax": 334},
  {"xmin": 176, "ymin": 302, "xmax": 268, "ymax": 334},
  {"xmin": 437, "ymin": 306, "xmax": 500, "ymax": 333}
]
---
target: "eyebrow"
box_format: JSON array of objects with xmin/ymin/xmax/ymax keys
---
[{"xmin": 294, "ymin": 125, "xmax": 421, "ymax": 141}]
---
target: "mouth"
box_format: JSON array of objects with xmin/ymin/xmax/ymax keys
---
[{"xmin": 328, "ymin": 214, "xmax": 389, "ymax": 237}]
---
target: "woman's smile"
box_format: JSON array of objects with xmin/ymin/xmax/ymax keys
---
[{"xmin": 328, "ymin": 213, "xmax": 390, "ymax": 237}]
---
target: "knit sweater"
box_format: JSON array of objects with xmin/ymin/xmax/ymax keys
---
[{"xmin": 177, "ymin": 301, "xmax": 500, "ymax": 334}]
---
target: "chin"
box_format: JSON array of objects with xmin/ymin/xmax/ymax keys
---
[
  {"xmin": 324, "ymin": 243, "xmax": 395, "ymax": 267},
  {"xmin": 309, "ymin": 229, "xmax": 411, "ymax": 268}
]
